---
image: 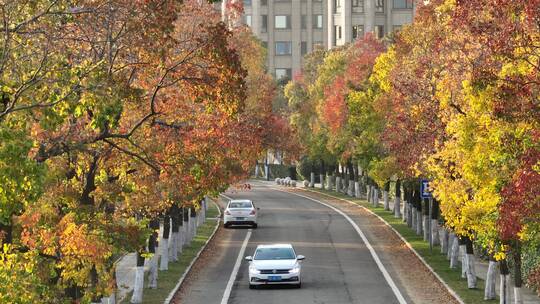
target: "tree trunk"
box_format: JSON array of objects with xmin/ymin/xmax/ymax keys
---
[
  {"xmin": 513, "ymin": 242, "xmax": 523, "ymax": 304},
  {"xmin": 459, "ymin": 237, "xmax": 467, "ymax": 278},
  {"xmin": 341, "ymin": 164, "xmax": 347, "ymax": 194},
  {"xmin": 373, "ymin": 185, "xmax": 379, "ymax": 207},
  {"xmin": 485, "ymin": 258, "xmax": 497, "ymax": 300},
  {"xmin": 366, "ymin": 182, "xmax": 372, "ymax": 203},
  {"xmin": 335, "ymin": 165, "xmax": 341, "ymax": 193},
  {"xmin": 130, "ymin": 252, "xmax": 145, "ymax": 303},
  {"xmin": 383, "ymin": 181, "xmax": 390, "ymax": 211},
  {"xmin": 450, "ymin": 234, "xmax": 459, "ymax": 268},
  {"xmin": 347, "ymin": 160, "xmax": 354, "ymax": 196},
  {"xmin": 394, "ymin": 179, "xmax": 401, "ymax": 218},
  {"xmin": 178, "ymin": 207, "xmax": 184, "ymax": 254},
  {"xmin": 170, "ymin": 206, "xmax": 180, "ymax": 262},
  {"xmin": 447, "ymin": 232, "xmax": 455, "ymax": 260},
  {"xmin": 183, "ymin": 208, "xmax": 191, "ymax": 246},
  {"xmin": 320, "ymin": 160, "xmax": 325, "ymax": 190},
  {"xmin": 327, "ymin": 171, "xmax": 333, "ymax": 190},
  {"xmin": 500, "ymin": 260, "xmax": 511, "ymax": 304},
  {"xmin": 190, "ymin": 206, "xmax": 197, "ymax": 241},
  {"xmin": 465, "ymin": 237, "xmax": 477, "ymax": 288},
  {"xmin": 414, "ymin": 185, "xmax": 422, "ymax": 236},
  {"xmin": 148, "ymin": 219, "xmax": 159, "ymax": 289},
  {"xmin": 431, "ymin": 199, "xmax": 440, "ymax": 246},
  {"xmin": 440, "ymin": 228, "xmax": 449, "ymax": 255},
  {"xmin": 160, "ymin": 215, "xmax": 170, "ymax": 271},
  {"xmin": 416, "ymin": 209, "xmax": 423, "ymax": 236},
  {"xmin": 254, "ymin": 160, "xmax": 259, "ymax": 177}
]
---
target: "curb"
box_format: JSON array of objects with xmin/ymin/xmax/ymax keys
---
[
  {"xmin": 293, "ymin": 186, "xmax": 466, "ymax": 304},
  {"xmin": 163, "ymin": 199, "xmax": 222, "ymax": 304}
]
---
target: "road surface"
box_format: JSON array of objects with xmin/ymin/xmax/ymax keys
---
[{"xmin": 178, "ymin": 182, "xmax": 411, "ymax": 304}]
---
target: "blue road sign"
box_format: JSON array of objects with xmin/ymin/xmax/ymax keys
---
[{"xmin": 421, "ymin": 179, "xmax": 432, "ymax": 198}]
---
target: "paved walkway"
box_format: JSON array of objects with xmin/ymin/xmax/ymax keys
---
[{"xmin": 297, "ymin": 181, "xmax": 540, "ymax": 304}]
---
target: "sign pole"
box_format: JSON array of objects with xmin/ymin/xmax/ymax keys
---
[{"xmin": 428, "ymin": 197, "xmax": 433, "ymax": 253}]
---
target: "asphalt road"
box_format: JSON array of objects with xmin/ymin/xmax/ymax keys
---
[{"xmin": 179, "ymin": 183, "xmax": 411, "ymax": 304}]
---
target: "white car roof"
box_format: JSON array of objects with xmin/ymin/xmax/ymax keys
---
[{"xmin": 256, "ymin": 244, "xmax": 293, "ymax": 249}]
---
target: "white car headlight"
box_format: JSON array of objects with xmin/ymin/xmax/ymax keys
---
[
  {"xmin": 290, "ymin": 265, "xmax": 301, "ymax": 274},
  {"xmin": 249, "ymin": 267, "xmax": 260, "ymax": 274}
]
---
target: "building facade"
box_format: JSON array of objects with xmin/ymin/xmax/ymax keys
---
[{"xmin": 238, "ymin": 0, "xmax": 415, "ymax": 79}]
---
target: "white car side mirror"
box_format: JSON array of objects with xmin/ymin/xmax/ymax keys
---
[
  {"xmin": 296, "ymin": 255, "xmax": 305, "ymax": 261},
  {"xmin": 245, "ymin": 256, "xmax": 253, "ymax": 261}
]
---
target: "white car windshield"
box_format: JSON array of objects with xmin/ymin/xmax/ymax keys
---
[
  {"xmin": 229, "ymin": 202, "xmax": 252, "ymax": 208},
  {"xmin": 254, "ymin": 248, "xmax": 295, "ymax": 260}
]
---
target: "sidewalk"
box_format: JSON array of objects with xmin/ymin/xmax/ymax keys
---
[{"xmin": 291, "ymin": 180, "xmax": 540, "ymax": 304}]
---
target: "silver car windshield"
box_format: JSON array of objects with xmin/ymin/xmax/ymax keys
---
[
  {"xmin": 254, "ymin": 248, "xmax": 295, "ymax": 260},
  {"xmin": 229, "ymin": 202, "xmax": 252, "ymax": 208}
]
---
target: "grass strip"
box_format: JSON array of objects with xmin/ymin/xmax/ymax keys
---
[{"xmin": 307, "ymin": 188, "xmax": 497, "ymax": 304}]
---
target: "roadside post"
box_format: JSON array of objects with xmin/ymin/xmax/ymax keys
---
[{"xmin": 421, "ymin": 179, "xmax": 433, "ymax": 253}]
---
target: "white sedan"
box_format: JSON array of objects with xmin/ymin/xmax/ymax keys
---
[
  {"xmin": 245, "ymin": 244, "xmax": 305, "ymax": 289},
  {"xmin": 223, "ymin": 200, "xmax": 259, "ymax": 228}
]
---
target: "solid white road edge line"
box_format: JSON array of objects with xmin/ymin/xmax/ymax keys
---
[
  {"xmin": 220, "ymin": 229, "xmax": 252, "ymax": 304},
  {"xmin": 163, "ymin": 200, "xmax": 222, "ymax": 304},
  {"xmin": 273, "ymin": 188, "xmax": 408, "ymax": 304}
]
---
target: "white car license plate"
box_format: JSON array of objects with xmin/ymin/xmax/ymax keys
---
[{"xmin": 236, "ymin": 217, "xmax": 245, "ymax": 220}]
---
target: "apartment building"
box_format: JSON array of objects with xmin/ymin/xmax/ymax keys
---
[{"xmin": 237, "ymin": 0, "xmax": 415, "ymax": 80}]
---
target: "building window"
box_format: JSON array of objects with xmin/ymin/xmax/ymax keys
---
[
  {"xmin": 275, "ymin": 15, "xmax": 291, "ymax": 29},
  {"xmin": 313, "ymin": 14, "xmax": 323, "ymax": 29},
  {"xmin": 352, "ymin": 25, "xmax": 364, "ymax": 39},
  {"xmin": 333, "ymin": 0, "xmax": 341, "ymax": 13},
  {"xmin": 261, "ymin": 15, "xmax": 268, "ymax": 32},
  {"xmin": 375, "ymin": 25, "xmax": 384, "ymax": 39},
  {"xmin": 352, "ymin": 0, "xmax": 364, "ymax": 12},
  {"xmin": 261, "ymin": 0, "xmax": 267, "ymax": 5},
  {"xmin": 301, "ymin": 15, "xmax": 307, "ymax": 29},
  {"xmin": 261, "ymin": 41, "xmax": 268, "ymax": 49},
  {"xmin": 301, "ymin": 41, "xmax": 308, "ymax": 55},
  {"xmin": 337, "ymin": 26, "xmax": 342, "ymax": 39},
  {"xmin": 275, "ymin": 41, "xmax": 292, "ymax": 55},
  {"xmin": 243, "ymin": 0, "xmax": 252, "ymax": 6},
  {"xmin": 275, "ymin": 68, "xmax": 292, "ymax": 80},
  {"xmin": 393, "ymin": 0, "xmax": 413, "ymax": 8},
  {"xmin": 376, "ymin": 0, "xmax": 384, "ymax": 12},
  {"xmin": 244, "ymin": 15, "xmax": 252, "ymax": 27}
]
